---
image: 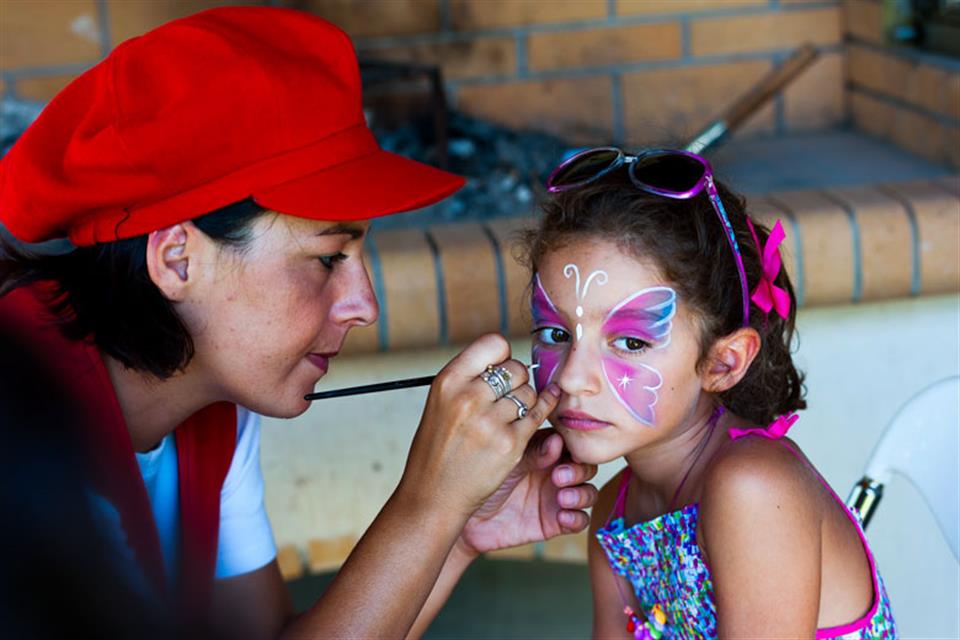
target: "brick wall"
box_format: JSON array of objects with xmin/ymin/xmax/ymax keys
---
[
  {"xmin": 1, "ymin": 0, "xmax": 843, "ymax": 147},
  {"xmin": 842, "ymin": 0, "xmax": 960, "ymax": 168}
]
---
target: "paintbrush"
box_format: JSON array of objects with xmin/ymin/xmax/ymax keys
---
[{"xmin": 305, "ymin": 363, "xmax": 540, "ymax": 401}]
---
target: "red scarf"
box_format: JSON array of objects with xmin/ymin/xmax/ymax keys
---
[{"xmin": 0, "ymin": 286, "xmax": 236, "ymax": 619}]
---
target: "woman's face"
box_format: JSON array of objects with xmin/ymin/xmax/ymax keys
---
[
  {"xmin": 532, "ymin": 238, "xmax": 706, "ymax": 465},
  {"xmin": 182, "ymin": 213, "xmax": 377, "ymax": 418}
]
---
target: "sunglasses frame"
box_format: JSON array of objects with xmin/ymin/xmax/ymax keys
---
[{"xmin": 546, "ymin": 147, "xmax": 750, "ymax": 326}]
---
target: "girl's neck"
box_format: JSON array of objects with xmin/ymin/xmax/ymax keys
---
[
  {"xmin": 623, "ymin": 399, "xmax": 728, "ymax": 511},
  {"xmin": 102, "ymin": 352, "xmax": 219, "ymax": 452}
]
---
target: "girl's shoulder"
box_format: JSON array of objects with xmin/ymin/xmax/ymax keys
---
[{"xmin": 699, "ymin": 434, "xmax": 825, "ymax": 544}]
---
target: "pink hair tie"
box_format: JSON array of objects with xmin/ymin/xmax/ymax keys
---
[
  {"xmin": 728, "ymin": 412, "xmax": 799, "ymax": 441},
  {"xmin": 745, "ymin": 217, "xmax": 791, "ymax": 321}
]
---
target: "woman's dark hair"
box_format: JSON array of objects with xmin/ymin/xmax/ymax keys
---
[
  {"xmin": 0, "ymin": 199, "xmax": 267, "ymax": 379},
  {"xmin": 520, "ymin": 170, "xmax": 806, "ymax": 426}
]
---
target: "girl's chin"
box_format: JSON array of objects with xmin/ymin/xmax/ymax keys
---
[{"xmin": 557, "ymin": 433, "xmax": 621, "ymax": 466}]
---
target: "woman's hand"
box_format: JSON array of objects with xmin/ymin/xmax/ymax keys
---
[
  {"xmin": 457, "ymin": 429, "xmax": 598, "ymax": 556},
  {"xmin": 395, "ymin": 334, "xmax": 562, "ymax": 522}
]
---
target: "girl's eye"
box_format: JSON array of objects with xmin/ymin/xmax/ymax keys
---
[
  {"xmin": 611, "ymin": 336, "xmax": 650, "ymax": 353},
  {"xmin": 533, "ymin": 327, "xmax": 571, "ymax": 346},
  {"xmin": 318, "ymin": 253, "xmax": 348, "ymax": 270}
]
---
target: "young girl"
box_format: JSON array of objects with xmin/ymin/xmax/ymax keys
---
[{"xmin": 523, "ymin": 149, "xmax": 897, "ymax": 638}]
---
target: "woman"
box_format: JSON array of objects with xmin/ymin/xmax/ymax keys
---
[{"xmin": 0, "ymin": 7, "xmax": 597, "ymax": 639}]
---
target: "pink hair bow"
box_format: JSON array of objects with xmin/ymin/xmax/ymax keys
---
[
  {"xmin": 746, "ymin": 218, "xmax": 791, "ymax": 320},
  {"xmin": 728, "ymin": 412, "xmax": 799, "ymax": 441}
]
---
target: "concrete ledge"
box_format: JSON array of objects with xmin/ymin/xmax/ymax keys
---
[{"xmin": 343, "ymin": 176, "xmax": 960, "ymax": 354}]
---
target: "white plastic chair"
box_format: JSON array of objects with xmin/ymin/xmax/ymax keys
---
[{"xmin": 847, "ymin": 376, "xmax": 960, "ymax": 560}]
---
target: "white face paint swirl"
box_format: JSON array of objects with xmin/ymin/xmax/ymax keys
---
[{"xmin": 563, "ymin": 263, "xmax": 608, "ymax": 341}]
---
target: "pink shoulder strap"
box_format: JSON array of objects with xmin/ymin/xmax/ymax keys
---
[{"xmin": 606, "ymin": 467, "xmax": 633, "ymax": 526}]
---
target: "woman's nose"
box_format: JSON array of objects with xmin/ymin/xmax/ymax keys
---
[
  {"xmin": 331, "ymin": 261, "xmax": 380, "ymax": 328},
  {"xmin": 554, "ymin": 340, "xmax": 603, "ymax": 397}
]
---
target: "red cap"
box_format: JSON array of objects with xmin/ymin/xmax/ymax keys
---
[{"xmin": 0, "ymin": 7, "xmax": 464, "ymax": 247}]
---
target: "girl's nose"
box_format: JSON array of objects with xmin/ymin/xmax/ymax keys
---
[{"xmin": 555, "ymin": 340, "xmax": 603, "ymax": 397}]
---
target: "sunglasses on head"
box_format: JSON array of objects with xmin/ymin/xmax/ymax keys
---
[{"xmin": 546, "ymin": 147, "xmax": 750, "ymax": 327}]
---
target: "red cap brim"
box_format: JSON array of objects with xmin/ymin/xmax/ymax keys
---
[{"xmin": 253, "ymin": 149, "xmax": 464, "ymax": 222}]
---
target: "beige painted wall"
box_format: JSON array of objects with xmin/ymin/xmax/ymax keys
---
[{"xmin": 262, "ymin": 293, "xmax": 960, "ymax": 637}]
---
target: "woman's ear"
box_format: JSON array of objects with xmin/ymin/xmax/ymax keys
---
[
  {"xmin": 145, "ymin": 222, "xmax": 200, "ymax": 301},
  {"xmin": 701, "ymin": 327, "xmax": 761, "ymax": 394}
]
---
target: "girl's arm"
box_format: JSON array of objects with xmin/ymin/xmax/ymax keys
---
[
  {"xmin": 699, "ymin": 440, "xmax": 821, "ymax": 637},
  {"xmin": 589, "ymin": 473, "xmax": 633, "ymax": 640}
]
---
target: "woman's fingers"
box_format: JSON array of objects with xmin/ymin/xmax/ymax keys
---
[
  {"xmin": 512, "ymin": 383, "xmax": 562, "ymax": 440},
  {"xmin": 470, "ymin": 357, "xmax": 530, "ymax": 402},
  {"xmin": 492, "ymin": 384, "xmax": 537, "ymax": 423},
  {"xmin": 557, "ymin": 510, "xmax": 590, "ymax": 533},
  {"xmin": 440, "ymin": 333, "xmax": 512, "ymax": 385},
  {"xmin": 557, "ymin": 484, "xmax": 599, "ymax": 510},
  {"xmin": 551, "ymin": 460, "xmax": 598, "ymax": 488}
]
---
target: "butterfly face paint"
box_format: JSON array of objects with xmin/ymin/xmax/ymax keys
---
[
  {"xmin": 563, "ymin": 263, "xmax": 607, "ymax": 341},
  {"xmin": 531, "ymin": 275, "xmax": 563, "ymax": 392},
  {"xmin": 600, "ymin": 287, "xmax": 676, "ymax": 425}
]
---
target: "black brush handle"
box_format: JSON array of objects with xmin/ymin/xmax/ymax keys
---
[{"xmin": 304, "ymin": 375, "xmax": 436, "ymax": 400}]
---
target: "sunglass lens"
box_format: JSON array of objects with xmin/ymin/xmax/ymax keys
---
[
  {"xmin": 550, "ymin": 149, "xmax": 621, "ymax": 188},
  {"xmin": 632, "ymin": 153, "xmax": 705, "ymax": 194}
]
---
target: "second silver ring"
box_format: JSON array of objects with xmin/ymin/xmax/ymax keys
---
[{"xmin": 503, "ymin": 392, "xmax": 529, "ymax": 420}]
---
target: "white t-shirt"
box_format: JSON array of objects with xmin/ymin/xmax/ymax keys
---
[{"xmin": 93, "ymin": 407, "xmax": 276, "ymax": 588}]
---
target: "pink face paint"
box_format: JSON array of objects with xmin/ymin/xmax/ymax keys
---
[
  {"xmin": 600, "ymin": 287, "xmax": 676, "ymax": 426},
  {"xmin": 530, "ymin": 275, "xmax": 564, "ymax": 392}
]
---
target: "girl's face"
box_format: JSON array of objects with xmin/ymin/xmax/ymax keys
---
[
  {"xmin": 532, "ymin": 238, "xmax": 706, "ymax": 465},
  {"xmin": 182, "ymin": 213, "xmax": 377, "ymax": 418}
]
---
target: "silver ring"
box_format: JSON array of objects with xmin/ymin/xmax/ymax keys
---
[
  {"xmin": 503, "ymin": 393, "xmax": 529, "ymax": 420},
  {"xmin": 480, "ymin": 365, "xmax": 512, "ymax": 400}
]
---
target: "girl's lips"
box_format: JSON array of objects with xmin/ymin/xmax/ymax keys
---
[
  {"xmin": 306, "ymin": 353, "xmax": 335, "ymax": 374},
  {"xmin": 558, "ymin": 410, "xmax": 612, "ymax": 431}
]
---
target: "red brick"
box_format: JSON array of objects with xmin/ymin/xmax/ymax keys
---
[
  {"xmin": 361, "ymin": 37, "xmax": 515, "ymax": 80},
  {"xmin": 890, "ymin": 108, "xmax": 946, "ymax": 165},
  {"xmin": 784, "ymin": 52, "xmax": 844, "ymax": 130},
  {"xmin": 618, "ymin": 0, "xmax": 765, "ymax": 15},
  {"xmin": 297, "ymin": 0, "xmax": 440, "ymax": 38},
  {"xmin": 769, "ymin": 190, "xmax": 855, "ymax": 305},
  {"xmin": 826, "ymin": 185, "xmax": 913, "ymax": 301},
  {"xmin": 850, "ymin": 91, "xmax": 897, "ymax": 140},
  {"xmin": 457, "ymin": 75, "xmax": 614, "ymax": 144},
  {"xmin": 16, "ymin": 74, "xmax": 79, "ymax": 102},
  {"xmin": 884, "ymin": 181, "xmax": 960, "ymax": 295},
  {"xmin": 946, "ymin": 72, "xmax": 960, "ymax": 121},
  {"xmin": 486, "ymin": 217, "xmax": 537, "ymax": 337},
  {"xmin": 843, "ymin": 0, "xmax": 884, "ymax": 44},
  {"xmin": 1, "ymin": 0, "xmax": 101, "ymax": 69},
  {"xmin": 622, "ymin": 60, "xmax": 776, "ymax": 146},
  {"xmin": 430, "ymin": 223, "xmax": 502, "ymax": 344},
  {"xmin": 450, "ymin": 0, "xmax": 606, "ymax": 30},
  {"xmin": 368, "ymin": 229, "xmax": 441, "ymax": 351},
  {"xmin": 107, "ymin": 0, "xmax": 260, "ymax": 46},
  {"xmin": 528, "ymin": 23, "xmax": 681, "ymax": 72},
  {"xmin": 690, "ymin": 7, "xmax": 841, "ymax": 56},
  {"xmin": 847, "ymin": 44, "xmax": 912, "ymax": 101},
  {"xmin": 276, "ymin": 545, "xmax": 304, "ymax": 581}
]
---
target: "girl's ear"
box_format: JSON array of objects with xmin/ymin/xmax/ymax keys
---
[{"xmin": 702, "ymin": 327, "xmax": 761, "ymax": 394}]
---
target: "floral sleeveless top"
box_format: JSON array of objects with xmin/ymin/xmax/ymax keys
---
[{"xmin": 595, "ymin": 415, "xmax": 898, "ymax": 639}]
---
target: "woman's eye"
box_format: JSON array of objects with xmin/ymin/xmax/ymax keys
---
[
  {"xmin": 612, "ymin": 336, "xmax": 650, "ymax": 353},
  {"xmin": 318, "ymin": 253, "xmax": 348, "ymax": 270},
  {"xmin": 533, "ymin": 327, "xmax": 571, "ymax": 346}
]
